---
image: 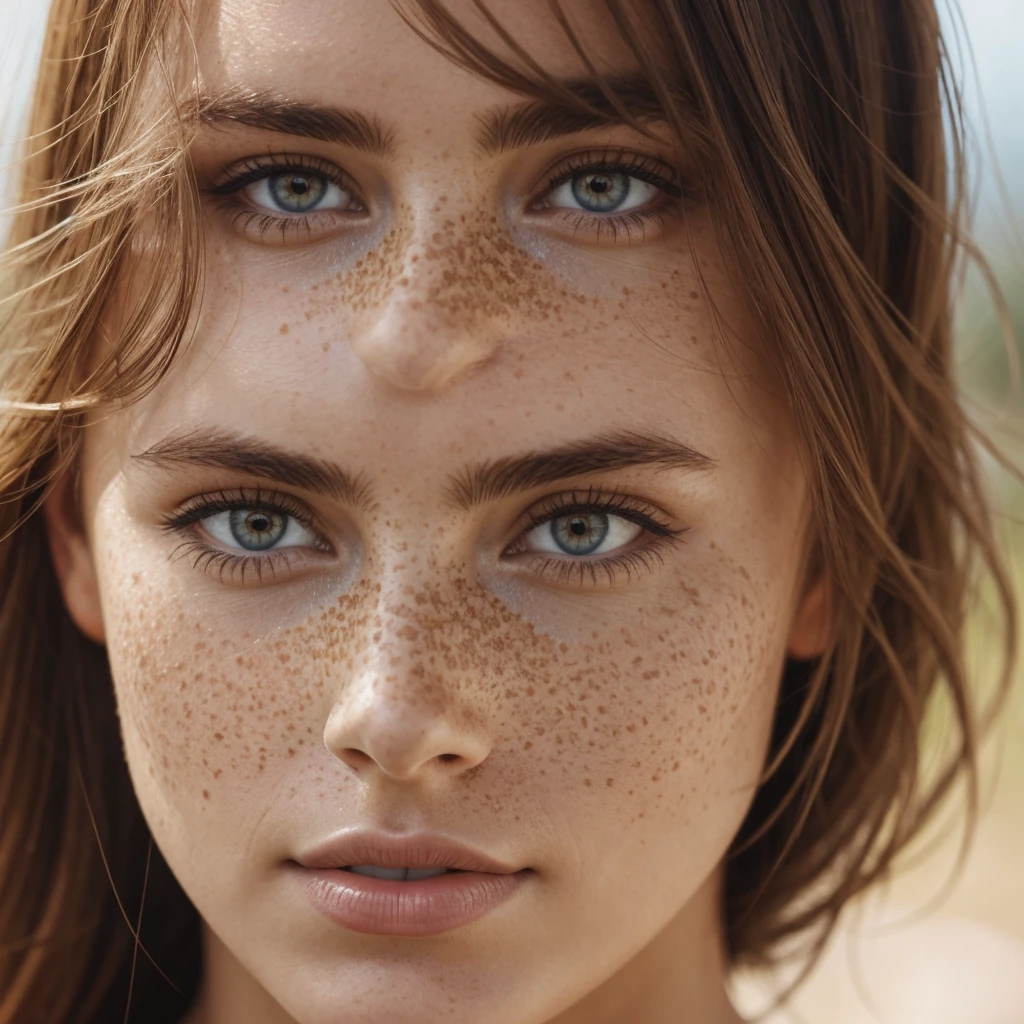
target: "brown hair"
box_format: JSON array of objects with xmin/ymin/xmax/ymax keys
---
[{"xmin": 0, "ymin": 0, "xmax": 1016, "ymax": 1020}]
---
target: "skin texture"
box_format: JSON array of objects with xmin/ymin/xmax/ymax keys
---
[{"xmin": 45, "ymin": 1, "xmax": 830, "ymax": 1021}]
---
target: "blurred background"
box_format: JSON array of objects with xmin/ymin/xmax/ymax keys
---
[
  {"xmin": 1, "ymin": 1, "xmax": 1021, "ymax": 1021},
  {"xmin": 742, "ymin": 3, "xmax": 1024, "ymax": 1020}
]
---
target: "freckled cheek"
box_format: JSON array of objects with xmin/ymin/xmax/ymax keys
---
[
  {"xmin": 103, "ymin": 585, "xmax": 333, "ymax": 816},
  {"xmin": 501, "ymin": 586, "xmax": 783, "ymax": 832}
]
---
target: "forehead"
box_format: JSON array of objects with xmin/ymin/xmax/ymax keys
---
[{"xmin": 196, "ymin": 0, "xmax": 637, "ymax": 119}]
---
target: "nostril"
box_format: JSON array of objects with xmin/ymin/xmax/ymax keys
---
[
  {"xmin": 339, "ymin": 748, "xmax": 373, "ymax": 770},
  {"xmin": 438, "ymin": 753, "xmax": 459, "ymax": 764}
]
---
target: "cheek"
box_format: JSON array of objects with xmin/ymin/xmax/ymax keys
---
[
  {"xmin": 92, "ymin": 519, "xmax": 342, "ymax": 869},
  {"xmin": 101, "ymin": 574, "xmax": 311, "ymax": 839},
  {"xmin": 498, "ymin": 556, "xmax": 785, "ymax": 858}
]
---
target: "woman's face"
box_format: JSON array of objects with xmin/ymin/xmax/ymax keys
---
[{"xmin": 50, "ymin": 1, "xmax": 825, "ymax": 1021}]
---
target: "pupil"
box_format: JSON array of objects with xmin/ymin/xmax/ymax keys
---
[
  {"xmin": 289, "ymin": 177, "xmax": 309, "ymax": 195},
  {"xmin": 589, "ymin": 176, "xmax": 610, "ymax": 194},
  {"xmin": 569, "ymin": 518, "xmax": 589, "ymax": 536},
  {"xmin": 248, "ymin": 513, "xmax": 271, "ymax": 533}
]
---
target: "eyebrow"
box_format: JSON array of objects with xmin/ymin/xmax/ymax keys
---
[
  {"xmin": 194, "ymin": 74, "xmax": 668, "ymax": 159},
  {"xmin": 475, "ymin": 74, "xmax": 669, "ymax": 155},
  {"xmin": 132, "ymin": 429, "xmax": 712, "ymax": 511},
  {"xmin": 133, "ymin": 429, "xmax": 372, "ymax": 509},
  {"xmin": 447, "ymin": 431, "xmax": 714, "ymax": 510},
  {"xmin": 197, "ymin": 89, "xmax": 395, "ymax": 158}
]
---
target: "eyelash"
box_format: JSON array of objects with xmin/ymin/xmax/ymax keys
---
[
  {"xmin": 206, "ymin": 153, "xmax": 365, "ymax": 243},
  {"xmin": 160, "ymin": 487, "xmax": 330, "ymax": 584},
  {"xmin": 205, "ymin": 149, "xmax": 688, "ymax": 243},
  {"xmin": 159, "ymin": 486, "xmax": 685, "ymax": 586},
  {"xmin": 512, "ymin": 486, "xmax": 686, "ymax": 586},
  {"xmin": 533, "ymin": 148, "xmax": 687, "ymax": 242}
]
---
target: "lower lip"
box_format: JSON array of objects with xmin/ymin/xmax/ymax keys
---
[{"xmin": 296, "ymin": 866, "xmax": 529, "ymax": 936}]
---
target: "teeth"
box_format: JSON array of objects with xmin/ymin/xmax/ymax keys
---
[
  {"xmin": 405, "ymin": 867, "xmax": 449, "ymax": 881},
  {"xmin": 348, "ymin": 865, "xmax": 450, "ymax": 880},
  {"xmin": 350, "ymin": 865, "xmax": 407, "ymax": 881}
]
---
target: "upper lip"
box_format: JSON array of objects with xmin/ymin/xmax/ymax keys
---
[{"xmin": 292, "ymin": 830, "xmax": 524, "ymax": 875}]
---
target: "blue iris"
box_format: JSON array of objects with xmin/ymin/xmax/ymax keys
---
[{"xmin": 550, "ymin": 513, "xmax": 610, "ymax": 555}]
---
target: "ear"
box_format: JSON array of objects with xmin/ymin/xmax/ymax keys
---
[
  {"xmin": 43, "ymin": 467, "xmax": 105, "ymax": 644},
  {"xmin": 786, "ymin": 573, "xmax": 832, "ymax": 661}
]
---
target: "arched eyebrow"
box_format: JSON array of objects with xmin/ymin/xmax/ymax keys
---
[
  {"xmin": 196, "ymin": 88, "xmax": 396, "ymax": 158},
  {"xmin": 475, "ymin": 74, "xmax": 669, "ymax": 155},
  {"xmin": 193, "ymin": 74, "xmax": 667, "ymax": 159},
  {"xmin": 133, "ymin": 429, "xmax": 373, "ymax": 509},
  {"xmin": 446, "ymin": 432, "xmax": 714, "ymax": 510},
  {"xmin": 132, "ymin": 428, "xmax": 713, "ymax": 511}
]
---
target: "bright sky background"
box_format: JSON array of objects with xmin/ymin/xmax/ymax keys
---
[{"xmin": 1, "ymin": 0, "xmax": 1022, "ymax": 233}]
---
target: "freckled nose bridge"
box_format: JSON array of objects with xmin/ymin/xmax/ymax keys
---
[
  {"xmin": 322, "ymin": 582, "xmax": 494, "ymax": 780},
  {"xmin": 348, "ymin": 203, "xmax": 542, "ymax": 393}
]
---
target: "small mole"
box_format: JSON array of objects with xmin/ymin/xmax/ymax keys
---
[{"xmin": 279, "ymin": 323, "xmax": 290, "ymax": 335}]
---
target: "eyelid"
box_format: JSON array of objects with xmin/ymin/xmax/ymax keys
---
[
  {"xmin": 202, "ymin": 153, "xmax": 370, "ymax": 245},
  {"xmin": 504, "ymin": 488, "xmax": 687, "ymax": 589},
  {"xmin": 161, "ymin": 487, "xmax": 330, "ymax": 548},
  {"xmin": 207, "ymin": 152, "xmax": 361, "ymax": 200},
  {"xmin": 501, "ymin": 487, "xmax": 686, "ymax": 580},
  {"xmin": 159, "ymin": 488, "xmax": 336, "ymax": 585},
  {"xmin": 529, "ymin": 147, "xmax": 688, "ymax": 208},
  {"xmin": 516, "ymin": 487, "xmax": 683, "ymax": 539}
]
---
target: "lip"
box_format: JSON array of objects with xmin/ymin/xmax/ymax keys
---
[{"xmin": 290, "ymin": 830, "xmax": 531, "ymax": 936}]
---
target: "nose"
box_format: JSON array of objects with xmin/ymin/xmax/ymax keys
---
[
  {"xmin": 323, "ymin": 611, "xmax": 493, "ymax": 782},
  {"xmin": 348, "ymin": 226, "xmax": 504, "ymax": 393},
  {"xmin": 325, "ymin": 669, "xmax": 492, "ymax": 781}
]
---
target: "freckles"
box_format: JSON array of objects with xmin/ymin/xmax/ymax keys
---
[
  {"xmin": 298, "ymin": 204, "xmax": 593, "ymax": 329},
  {"xmin": 108, "ymin": 532, "xmax": 781, "ymax": 846},
  {"xmin": 107, "ymin": 585, "xmax": 318, "ymax": 810}
]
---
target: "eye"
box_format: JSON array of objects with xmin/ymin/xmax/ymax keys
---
[
  {"xmin": 503, "ymin": 491, "xmax": 686, "ymax": 588},
  {"xmin": 531, "ymin": 150, "xmax": 684, "ymax": 223},
  {"xmin": 545, "ymin": 171, "xmax": 660, "ymax": 215},
  {"xmin": 207, "ymin": 155, "xmax": 367, "ymax": 225},
  {"xmin": 242, "ymin": 171, "xmax": 358, "ymax": 216},
  {"xmin": 522, "ymin": 510, "xmax": 644, "ymax": 557},
  {"xmin": 202, "ymin": 507, "xmax": 320, "ymax": 553}
]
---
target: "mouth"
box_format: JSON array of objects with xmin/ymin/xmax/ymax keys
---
[
  {"xmin": 293, "ymin": 830, "xmax": 523, "ymax": 875},
  {"xmin": 342, "ymin": 865, "xmax": 468, "ymax": 881},
  {"xmin": 291, "ymin": 831, "xmax": 531, "ymax": 936}
]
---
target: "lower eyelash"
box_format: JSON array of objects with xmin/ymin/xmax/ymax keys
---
[
  {"xmin": 526, "ymin": 539, "xmax": 675, "ymax": 587},
  {"xmin": 168, "ymin": 538, "xmax": 306, "ymax": 584},
  {"xmin": 560, "ymin": 209, "xmax": 670, "ymax": 244},
  {"xmin": 217, "ymin": 205, "xmax": 333, "ymax": 244}
]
